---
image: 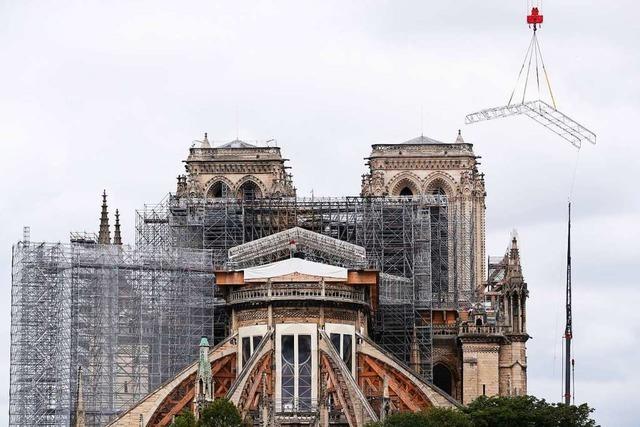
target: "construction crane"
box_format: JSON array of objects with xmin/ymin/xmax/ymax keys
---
[
  {"xmin": 465, "ymin": 4, "xmax": 596, "ymax": 148},
  {"xmin": 564, "ymin": 202, "xmax": 573, "ymax": 405}
]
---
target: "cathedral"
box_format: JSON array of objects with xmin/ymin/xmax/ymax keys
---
[
  {"xmin": 9, "ymin": 130, "xmax": 529, "ymax": 427},
  {"xmin": 106, "ymin": 132, "xmax": 529, "ymax": 426}
]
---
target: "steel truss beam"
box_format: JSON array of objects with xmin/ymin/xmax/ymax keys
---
[
  {"xmin": 227, "ymin": 226, "xmax": 367, "ymax": 269},
  {"xmin": 465, "ymin": 100, "xmax": 596, "ymax": 148}
]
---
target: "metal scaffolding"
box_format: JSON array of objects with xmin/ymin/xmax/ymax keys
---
[
  {"xmin": 10, "ymin": 193, "xmax": 475, "ymax": 425},
  {"xmin": 227, "ymin": 226, "xmax": 367, "ymax": 269},
  {"xmin": 10, "ymin": 242, "xmax": 72, "ymax": 427},
  {"xmin": 10, "ymin": 241, "xmax": 219, "ymax": 426},
  {"xmin": 137, "ymin": 195, "xmax": 475, "ymax": 378}
]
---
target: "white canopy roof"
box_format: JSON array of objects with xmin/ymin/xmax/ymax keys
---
[{"xmin": 243, "ymin": 258, "xmax": 347, "ymax": 281}]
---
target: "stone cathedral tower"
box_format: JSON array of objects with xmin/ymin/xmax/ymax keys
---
[
  {"xmin": 360, "ymin": 132, "xmax": 527, "ymax": 402},
  {"xmin": 176, "ymin": 134, "xmax": 295, "ymax": 199},
  {"xmin": 360, "ymin": 132, "xmax": 487, "ymax": 289}
]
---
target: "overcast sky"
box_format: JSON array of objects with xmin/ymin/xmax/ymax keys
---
[{"xmin": 1, "ymin": 1, "xmax": 638, "ymax": 425}]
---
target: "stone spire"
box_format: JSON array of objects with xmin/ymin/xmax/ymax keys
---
[
  {"xmin": 113, "ymin": 209, "xmax": 122, "ymax": 245},
  {"xmin": 74, "ymin": 366, "xmax": 85, "ymax": 427},
  {"xmin": 507, "ymin": 231, "xmax": 522, "ymax": 277},
  {"xmin": 200, "ymin": 132, "xmax": 211, "ymax": 149},
  {"xmin": 455, "ymin": 129, "xmax": 465, "ymax": 143},
  {"xmin": 98, "ymin": 190, "xmax": 111, "ymax": 244},
  {"xmin": 193, "ymin": 336, "xmax": 213, "ymax": 418}
]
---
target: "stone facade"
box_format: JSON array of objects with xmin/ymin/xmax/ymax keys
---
[
  {"xmin": 460, "ymin": 341, "xmax": 501, "ymax": 405},
  {"xmin": 176, "ymin": 135, "xmax": 295, "ymax": 199},
  {"xmin": 456, "ymin": 235, "xmax": 529, "ymax": 403}
]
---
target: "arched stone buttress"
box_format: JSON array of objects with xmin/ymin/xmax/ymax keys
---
[
  {"xmin": 106, "ymin": 335, "xmax": 237, "ymax": 427},
  {"xmin": 147, "ymin": 352, "xmax": 237, "ymax": 426}
]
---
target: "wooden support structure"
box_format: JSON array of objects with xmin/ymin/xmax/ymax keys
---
[
  {"xmin": 358, "ymin": 354, "xmax": 431, "ymax": 413},
  {"xmin": 238, "ymin": 353, "xmax": 273, "ymax": 413},
  {"xmin": 148, "ymin": 353, "xmax": 237, "ymax": 427}
]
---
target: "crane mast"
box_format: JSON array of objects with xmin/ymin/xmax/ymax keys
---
[{"xmin": 564, "ymin": 202, "xmax": 573, "ymax": 405}]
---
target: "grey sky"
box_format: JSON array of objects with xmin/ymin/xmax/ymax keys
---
[{"xmin": 1, "ymin": 1, "xmax": 638, "ymax": 425}]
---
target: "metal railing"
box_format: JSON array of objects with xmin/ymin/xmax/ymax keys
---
[
  {"xmin": 273, "ymin": 398, "xmax": 318, "ymax": 414},
  {"xmin": 459, "ymin": 324, "xmax": 510, "ymax": 336},
  {"xmin": 228, "ymin": 283, "xmax": 367, "ymax": 305},
  {"xmin": 432, "ymin": 324, "xmax": 459, "ymax": 336}
]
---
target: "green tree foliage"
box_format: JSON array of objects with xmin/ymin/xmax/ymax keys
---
[
  {"xmin": 366, "ymin": 407, "xmax": 472, "ymax": 427},
  {"xmin": 198, "ymin": 398, "xmax": 242, "ymax": 427},
  {"xmin": 464, "ymin": 395, "xmax": 598, "ymax": 427},
  {"xmin": 171, "ymin": 409, "xmax": 196, "ymax": 427},
  {"xmin": 367, "ymin": 396, "xmax": 598, "ymax": 427},
  {"xmin": 170, "ymin": 399, "xmax": 242, "ymax": 427}
]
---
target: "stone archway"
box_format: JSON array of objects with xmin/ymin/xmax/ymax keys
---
[
  {"xmin": 388, "ymin": 172, "xmax": 422, "ymax": 197},
  {"xmin": 235, "ymin": 176, "xmax": 266, "ymax": 201},
  {"xmin": 433, "ymin": 363, "xmax": 454, "ymax": 397},
  {"xmin": 238, "ymin": 181, "xmax": 262, "ymax": 200},
  {"xmin": 207, "ymin": 181, "xmax": 231, "ymax": 198}
]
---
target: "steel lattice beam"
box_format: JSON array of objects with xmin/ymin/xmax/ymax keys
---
[
  {"xmin": 465, "ymin": 100, "xmax": 596, "ymax": 148},
  {"xmin": 227, "ymin": 226, "xmax": 367, "ymax": 268}
]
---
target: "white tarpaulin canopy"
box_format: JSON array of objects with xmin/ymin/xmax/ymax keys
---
[{"xmin": 243, "ymin": 258, "xmax": 347, "ymax": 280}]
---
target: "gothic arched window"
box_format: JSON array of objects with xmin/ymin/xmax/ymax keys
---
[
  {"xmin": 399, "ymin": 186, "xmax": 414, "ymax": 196},
  {"xmin": 207, "ymin": 181, "xmax": 230, "ymax": 199},
  {"xmin": 238, "ymin": 181, "xmax": 262, "ymax": 201},
  {"xmin": 392, "ymin": 177, "xmax": 419, "ymax": 197}
]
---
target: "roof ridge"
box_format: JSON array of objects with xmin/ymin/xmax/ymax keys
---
[
  {"xmin": 218, "ymin": 139, "xmax": 257, "ymax": 148},
  {"xmin": 401, "ymin": 135, "xmax": 447, "ymax": 145}
]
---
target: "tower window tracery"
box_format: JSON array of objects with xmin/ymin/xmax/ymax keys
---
[{"xmin": 427, "ymin": 186, "xmax": 449, "ymax": 297}]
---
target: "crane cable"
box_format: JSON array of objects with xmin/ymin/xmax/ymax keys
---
[
  {"xmin": 533, "ymin": 34, "xmax": 557, "ymax": 108},
  {"xmin": 507, "ymin": 13, "xmax": 557, "ymax": 109},
  {"xmin": 508, "ymin": 35, "xmax": 535, "ymax": 106}
]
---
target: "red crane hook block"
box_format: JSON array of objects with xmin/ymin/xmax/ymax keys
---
[{"xmin": 527, "ymin": 7, "xmax": 544, "ymax": 26}]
